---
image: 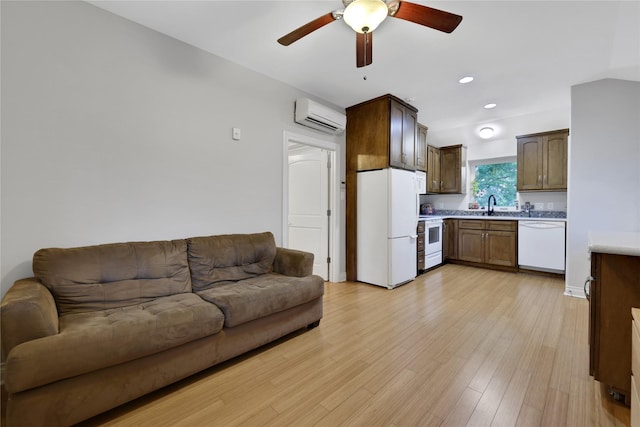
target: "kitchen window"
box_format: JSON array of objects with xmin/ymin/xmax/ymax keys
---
[{"xmin": 470, "ymin": 159, "xmax": 517, "ymax": 208}]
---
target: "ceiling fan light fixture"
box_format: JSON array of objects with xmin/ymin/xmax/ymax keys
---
[
  {"xmin": 343, "ymin": 0, "xmax": 389, "ymax": 34},
  {"xmin": 479, "ymin": 127, "xmax": 495, "ymax": 139}
]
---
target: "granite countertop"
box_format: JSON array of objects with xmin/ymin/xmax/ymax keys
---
[
  {"xmin": 588, "ymin": 231, "xmax": 640, "ymax": 256},
  {"xmin": 419, "ymin": 215, "xmax": 567, "ymax": 222}
]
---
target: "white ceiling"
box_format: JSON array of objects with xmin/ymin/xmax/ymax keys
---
[{"xmin": 89, "ymin": 1, "xmax": 640, "ymax": 144}]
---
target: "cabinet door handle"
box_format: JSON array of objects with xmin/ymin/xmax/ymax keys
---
[
  {"xmin": 538, "ymin": 175, "xmax": 542, "ymax": 184},
  {"xmin": 584, "ymin": 276, "xmax": 594, "ymax": 301}
]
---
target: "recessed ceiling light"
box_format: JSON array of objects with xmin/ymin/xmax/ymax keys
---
[
  {"xmin": 479, "ymin": 127, "xmax": 495, "ymax": 139},
  {"xmin": 484, "ymin": 103, "xmax": 497, "ymax": 109},
  {"xmin": 458, "ymin": 76, "xmax": 474, "ymax": 84}
]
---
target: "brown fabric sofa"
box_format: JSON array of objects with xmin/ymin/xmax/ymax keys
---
[{"xmin": 1, "ymin": 232, "xmax": 324, "ymax": 426}]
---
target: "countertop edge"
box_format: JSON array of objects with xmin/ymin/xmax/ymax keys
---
[
  {"xmin": 588, "ymin": 231, "xmax": 640, "ymax": 257},
  {"xmin": 419, "ymin": 215, "xmax": 567, "ymax": 222}
]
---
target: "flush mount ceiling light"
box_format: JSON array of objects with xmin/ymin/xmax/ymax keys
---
[
  {"xmin": 484, "ymin": 103, "xmax": 497, "ymax": 109},
  {"xmin": 479, "ymin": 127, "xmax": 495, "ymax": 139},
  {"xmin": 343, "ymin": 0, "xmax": 389, "ymax": 34},
  {"xmin": 459, "ymin": 76, "xmax": 474, "ymax": 84}
]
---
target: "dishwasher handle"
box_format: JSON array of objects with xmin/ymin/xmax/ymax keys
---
[{"xmin": 519, "ymin": 221, "xmax": 565, "ymax": 229}]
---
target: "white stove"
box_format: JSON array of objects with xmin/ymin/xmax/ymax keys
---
[{"xmin": 423, "ymin": 217, "xmax": 443, "ymax": 269}]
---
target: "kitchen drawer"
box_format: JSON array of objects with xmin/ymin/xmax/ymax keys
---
[
  {"xmin": 417, "ymin": 221, "xmax": 425, "ymax": 233},
  {"xmin": 417, "ymin": 250, "xmax": 425, "ymax": 270},
  {"xmin": 488, "ymin": 220, "xmax": 517, "ymax": 232},
  {"xmin": 417, "ymin": 235, "xmax": 425, "ymax": 251},
  {"xmin": 459, "ymin": 220, "xmax": 485, "ymax": 230}
]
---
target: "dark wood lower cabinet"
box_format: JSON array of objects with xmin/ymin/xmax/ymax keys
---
[
  {"xmin": 443, "ymin": 219, "xmax": 458, "ymax": 260},
  {"xmin": 458, "ymin": 228, "xmax": 484, "ymax": 263},
  {"xmin": 456, "ymin": 220, "xmax": 517, "ymax": 269},
  {"xmin": 588, "ymin": 252, "xmax": 640, "ymax": 403},
  {"xmin": 485, "ymin": 230, "xmax": 517, "ymax": 267}
]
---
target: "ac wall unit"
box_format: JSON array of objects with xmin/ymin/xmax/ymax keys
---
[{"xmin": 294, "ymin": 98, "xmax": 346, "ymax": 135}]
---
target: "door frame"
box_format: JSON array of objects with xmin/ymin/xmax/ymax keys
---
[{"xmin": 282, "ymin": 131, "xmax": 340, "ymax": 282}]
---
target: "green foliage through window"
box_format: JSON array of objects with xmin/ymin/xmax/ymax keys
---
[{"xmin": 471, "ymin": 162, "xmax": 517, "ymax": 207}]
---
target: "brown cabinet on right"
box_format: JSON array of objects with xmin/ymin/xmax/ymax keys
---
[
  {"xmin": 517, "ymin": 129, "xmax": 569, "ymax": 191},
  {"xmin": 588, "ymin": 252, "xmax": 640, "ymax": 404},
  {"xmin": 457, "ymin": 220, "xmax": 517, "ymax": 269}
]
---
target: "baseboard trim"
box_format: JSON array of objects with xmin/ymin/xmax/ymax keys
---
[{"xmin": 565, "ymin": 285, "xmax": 586, "ymax": 299}]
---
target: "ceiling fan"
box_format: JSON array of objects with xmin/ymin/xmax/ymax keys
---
[{"xmin": 277, "ymin": 0, "xmax": 462, "ymax": 68}]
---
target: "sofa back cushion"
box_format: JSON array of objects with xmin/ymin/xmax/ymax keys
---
[
  {"xmin": 187, "ymin": 232, "xmax": 276, "ymax": 292},
  {"xmin": 33, "ymin": 240, "xmax": 191, "ymax": 315}
]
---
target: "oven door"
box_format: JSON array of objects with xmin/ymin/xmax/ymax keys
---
[{"xmin": 426, "ymin": 222, "xmax": 443, "ymax": 254}]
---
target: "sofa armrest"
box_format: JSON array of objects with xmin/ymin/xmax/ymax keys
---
[
  {"xmin": 1, "ymin": 278, "xmax": 59, "ymax": 358},
  {"xmin": 273, "ymin": 247, "xmax": 314, "ymax": 277}
]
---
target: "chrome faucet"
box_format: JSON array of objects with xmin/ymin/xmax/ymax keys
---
[{"xmin": 487, "ymin": 194, "xmax": 497, "ymax": 216}]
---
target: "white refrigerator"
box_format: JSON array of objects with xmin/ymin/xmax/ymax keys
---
[{"xmin": 357, "ymin": 168, "xmax": 418, "ymax": 289}]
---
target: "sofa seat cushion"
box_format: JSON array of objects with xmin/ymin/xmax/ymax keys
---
[
  {"xmin": 196, "ymin": 273, "xmax": 324, "ymax": 328},
  {"xmin": 5, "ymin": 293, "xmax": 224, "ymax": 393},
  {"xmin": 33, "ymin": 240, "xmax": 191, "ymax": 315}
]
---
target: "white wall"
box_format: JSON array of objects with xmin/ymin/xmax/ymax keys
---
[
  {"xmin": 566, "ymin": 79, "xmax": 640, "ymax": 297},
  {"xmin": 0, "ymin": 1, "xmax": 346, "ymax": 297}
]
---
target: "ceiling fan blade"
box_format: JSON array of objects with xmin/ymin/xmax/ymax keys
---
[
  {"xmin": 277, "ymin": 12, "xmax": 337, "ymax": 46},
  {"xmin": 356, "ymin": 32, "xmax": 373, "ymax": 68},
  {"xmin": 393, "ymin": 1, "xmax": 462, "ymax": 33}
]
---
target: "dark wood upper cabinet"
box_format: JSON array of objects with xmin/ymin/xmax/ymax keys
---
[
  {"xmin": 440, "ymin": 145, "xmax": 466, "ymax": 194},
  {"xmin": 427, "ymin": 144, "xmax": 466, "ymax": 194},
  {"xmin": 427, "ymin": 145, "xmax": 441, "ymax": 193},
  {"xmin": 401, "ymin": 108, "xmax": 417, "ymax": 171},
  {"xmin": 416, "ymin": 124, "xmax": 428, "ymax": 172},
  {"xmin": 543, "ymin": 131, "xmax": 568, "ymax": 190},
  {"xmin": 517, "ymin": 129, "xmax": 569, "ymax": 191},
  {"xmin": 346, "ymin": 94, "xmax": 418, "ymax": 172}
]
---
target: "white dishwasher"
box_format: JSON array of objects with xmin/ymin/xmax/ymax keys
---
[{"xmin": 518, "ymin": 221, "xmax": 566, "ymax": 272}]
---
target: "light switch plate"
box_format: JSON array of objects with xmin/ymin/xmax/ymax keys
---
[
  {"xmin": 232, "ymin": 127, "xmax": 241, "ymax": 141},
  {"xmin": 535, "ymin": 202, "xmax": 544, "ymax": 211}
]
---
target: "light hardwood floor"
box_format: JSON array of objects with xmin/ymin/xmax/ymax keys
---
[{"xmin": 76, "ymin": 264, "xmax": 629, "ymax": 426}]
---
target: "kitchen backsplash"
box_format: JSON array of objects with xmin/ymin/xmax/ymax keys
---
[
  {"xmin": 430, "ymin": 209, "xmax": 567, "ymax": 219},
  {"xmin": 420, "ymin": 191, "xmax": 568, "ymax": 212}
]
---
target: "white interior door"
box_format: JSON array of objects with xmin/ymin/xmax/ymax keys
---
[{"xmin": 288, "ymin": 144, "xmax": 329, "ymax": 279}]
